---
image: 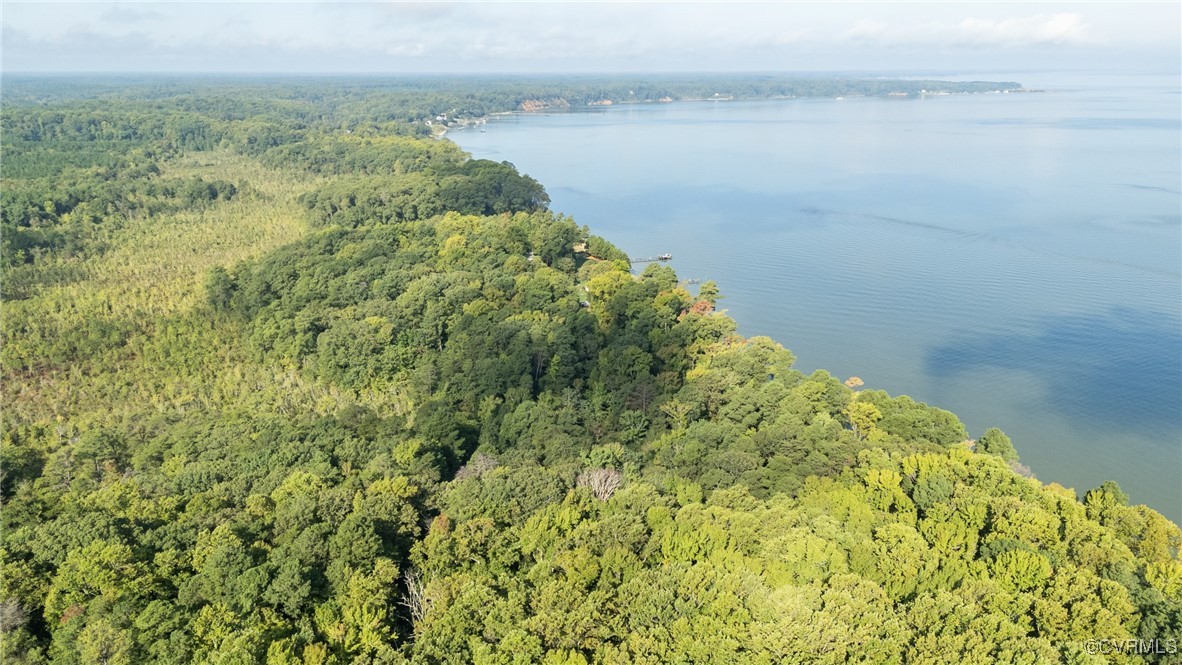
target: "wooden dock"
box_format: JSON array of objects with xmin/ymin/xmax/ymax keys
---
[{"xmin": 630, "ymin": 253, "xmax": 672, "ymax": 263}]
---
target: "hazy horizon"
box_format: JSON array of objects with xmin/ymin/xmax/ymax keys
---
[{"xmin": 3, "ymin": 2, "xmax": 1178, "ymax": 76}]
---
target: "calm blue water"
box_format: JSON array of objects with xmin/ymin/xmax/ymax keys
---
[{"xmin": 452, "ymin": 73, "xmax": 1182, "ymax": 524}]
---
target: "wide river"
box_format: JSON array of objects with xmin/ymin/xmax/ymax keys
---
[{"xmin": 452, "ymin": 72, "xmax": 1182, "ymax": 524}]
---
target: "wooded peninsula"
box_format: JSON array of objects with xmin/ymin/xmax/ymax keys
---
[{"xmin": 1, "ymin": 76, "xmax": 1178, "ymax": 664}]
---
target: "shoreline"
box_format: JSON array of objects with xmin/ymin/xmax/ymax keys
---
[{"xmin": 433, "ymin": 86, "xmax": 1035, "ymax": 137}]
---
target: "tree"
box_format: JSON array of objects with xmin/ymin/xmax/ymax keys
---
[
  {"xmin": 846, "ymin": 401, "xmax": 883, "ymax": 441},
  {"xmin": 204, "ymin": 266, "xmax": 236, "ymax": 310},
  {"xmin": 577, "ymin": 468, "xmax": 623, "ymax": 501},
  {"xmin": 697, "ymin": 280, "xmax": 720, "ymax": 306},
  {"xmin": 976, "ymin": 427, "xmax": 1018, "ymax": 462},
  {"xmin": 77, "ymin": 619, "xmax": 132, "ymax": 665},
  {"xmin": 660, "ymin": 399, "xmax": 693, "ymax": 433}
]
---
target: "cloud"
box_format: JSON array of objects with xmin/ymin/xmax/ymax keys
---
[
  {"xmin": 843, "ymin": 13, "xmax": 1093, "ymax": 49},
  {"xmin": 0, "ymin": 3, "xmax": 1171, "ymax": 73},
  {"xmin": 367, "ymin": 1, "xmax": 459, "ymax": 25},
  {"xmin": 956, "ymin": 13, "xmax": 1091, "ymax": 47},
  {"xmin": 99, "ymin": 6, "xmax": 165, "ymax": 23}
]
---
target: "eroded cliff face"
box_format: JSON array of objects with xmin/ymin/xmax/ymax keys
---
[{"xmin": 519, "ymin": 98, "xmax": 570, "ymax": 111}]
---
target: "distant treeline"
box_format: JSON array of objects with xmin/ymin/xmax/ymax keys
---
[{"xmin": 2, "ymin": 74, "xmax": 1022, "ymax": 122}]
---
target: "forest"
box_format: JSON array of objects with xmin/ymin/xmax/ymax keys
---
[
  {"xmin": 1, "ymin": 77, "xmax": 1179, "ymax": 664},
  {"xmin": 1, "ymin": 74, "xmax": 1020, "ymax": 130}
]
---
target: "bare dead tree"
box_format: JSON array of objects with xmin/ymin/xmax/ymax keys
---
[
  {"xmin": 454, "ymin": 452, "xmax": 499, "ymax": 482},
  {"xmin": 401, "ymin": 569, "xmax": 430, "ymax": 628},
  {"xmin": 0, "ymin": 599, "xmax": 26, "ymax": 634},
  {"xmin": 577, "ymin": 467, "xmax": 623, "ymax": 501},
  {"xmin": 1009, "ymin": 461, "xmax": 1036, "ymax": 479}
]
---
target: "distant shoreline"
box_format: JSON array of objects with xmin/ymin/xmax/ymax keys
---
[{"xmin": 432, "ymin": 84, "xmax": 1035, "ymax": 137}]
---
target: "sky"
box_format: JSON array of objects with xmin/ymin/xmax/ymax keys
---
[{"xmin": 2, "ymin": 1, "xmax": 1179, "ymax": 75}]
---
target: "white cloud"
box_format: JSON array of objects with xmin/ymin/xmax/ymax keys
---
[
  {"xmin": 99, "ymin": 6, "xmax": 165, "ymax": 23},
  {"xmin": 845, "ymin": 19, "xmax": 891, "ymax": 43},
  {"xmin": 0, "ymin": 2, "xmax": 1175, "ymax": 73},
  {"xmin": 842, "ymin": 13, "xmax": 1092, "ymax": 49},
  {"xmin": 956, "ymin": 13, "xmax": 1092, "ymax": 47}
]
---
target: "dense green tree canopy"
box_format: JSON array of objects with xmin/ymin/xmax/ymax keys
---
[{"xmin": 1, "ymin": 77, "xmax": 1177, "ymax": 664}]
